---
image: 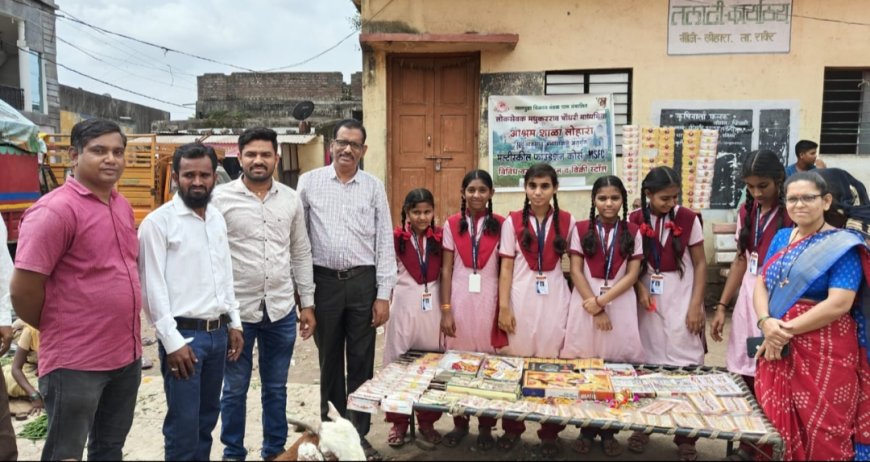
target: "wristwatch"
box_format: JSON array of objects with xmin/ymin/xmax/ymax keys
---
[{"xmin": 29, "ymin": 391, "xmax": 43, "ymax": 402}]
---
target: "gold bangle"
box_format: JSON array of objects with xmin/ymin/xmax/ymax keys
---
[{"xmin": 440, "ymin": 304, "xmax": 452, "ymax": 311}]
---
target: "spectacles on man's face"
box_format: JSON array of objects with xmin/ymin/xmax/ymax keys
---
[
  {"xmin": 785, "ymin": 194, "xmax": 822, "ymax": 206},
  {"xmin": 333, "ymin": 139, "xmax": 364, "ymax": 151}
]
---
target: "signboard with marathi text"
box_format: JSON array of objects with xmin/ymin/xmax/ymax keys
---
[
  {"xmin": 668, "ymin": 0, "xmax": 792, "ymax": 55},
  {"xmin": 488, "ymin": 94, "xmax": 616, "ymax": 191}
]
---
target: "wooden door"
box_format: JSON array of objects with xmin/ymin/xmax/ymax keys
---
[{"xmin": 388, "ymin": 54, "xmax": 480, "ymax": 228}]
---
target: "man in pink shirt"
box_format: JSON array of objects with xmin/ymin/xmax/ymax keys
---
[{"xmin": 10, "ymin": 119, "xmax": 142, "ymax": 461}]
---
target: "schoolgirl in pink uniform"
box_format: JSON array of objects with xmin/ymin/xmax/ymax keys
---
[
  {"xmin": 628, "ymin": 166, "xmax": 707, "ymax": 460},
  {"xmin": 497, "ymin": 163, "xmax": 574, "ymax": 457},
  {"xmin": 709, "ymin": 150, "xmax": 791, "ymax": 461},
  {"xmin": 562, "ymin": 175, "xmax": 644, "ymax": 457},
  {"xmin": 383, "ymin": 188, "xmax": 443, "ymax": 448},
  {"xmin": 439, "ymin": 170, "xmax": 504, "ymax": 450}
]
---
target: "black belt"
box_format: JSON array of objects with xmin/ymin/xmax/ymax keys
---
[
  {"xmin": 313, "ymin": 265, "xmax": 374, "ymax": 281},
  {"xmin": 174, "ymin": 314, "xmax": 230, "ymax": 332}
]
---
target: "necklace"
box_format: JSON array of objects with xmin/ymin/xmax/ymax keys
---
[{"xmin": 777, "ymin": 221, "xmax": 826, "ymax": 288}]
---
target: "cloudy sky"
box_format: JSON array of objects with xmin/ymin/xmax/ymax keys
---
[{"xmin": 57, "ymin": 0, "xmax": 362, "ymax": 119}]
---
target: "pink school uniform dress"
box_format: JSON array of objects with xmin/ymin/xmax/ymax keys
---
[
  {"xmin": 383, "ymin": 227, "xmax": 443, "ymax": 366},
  {"xmin": 498, "ymin": 208, "xmax": 574, "ymax": 358},
  {"xmin": 442, "ymin": 212, "xmax": 504, "ymax": 353},
  {"xmin": 726, "ymin": 205, "xmax": 792, "ymax": 378},
  {"xmin": 384, "ymin": 227, "xmax": 444, "ymax": 432},
  {"xmin": 561, "ymin": 220, "xmax": 645, "ymax": 363},
  {"xmin": 629, "ymin": 205, "xmax": 705, "ymax": 366}
]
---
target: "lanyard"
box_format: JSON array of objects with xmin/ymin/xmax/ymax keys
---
[
  {"xmin": 410, "ymin": 230, "xmax": 429, "ymax": 292},
  {"xmin": 754, "ymin": 205, "xmax": 776, "ymax": 250},
  {"xmin": 469, "ymin": 215, "xmax": 482, "ymax": 273},
  {"xmin": 650, "ymin": 211, "xmax": 664, "ymax": 274},
  {"xmin": 534, "ymin": 213, "xmax": 551, "ymax": 275},
  {"xmin": 597, "ymin": 220, "xmax": 618, "ymax": 285}
]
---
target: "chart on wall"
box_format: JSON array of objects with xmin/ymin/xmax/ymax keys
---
[{"xmin": 652, "ymin": 101, "xmax": 798, "ymax": 209}]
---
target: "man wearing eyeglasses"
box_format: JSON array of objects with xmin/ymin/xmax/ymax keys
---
[{"xmin": 297, "ymin": 119, "xmax": 396, "ymax": 461}]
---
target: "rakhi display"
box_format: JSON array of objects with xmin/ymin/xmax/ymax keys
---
[
  {"xmin": 621, "ymin": 125, "xmax": 718, "ymax": 210},
  {"xmin": 347, "ymin": 350, "xmax": 772, "ymax": 438}
]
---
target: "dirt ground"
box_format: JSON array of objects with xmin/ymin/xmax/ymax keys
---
[{"xmin": 11, "ymin": 307, "xmax": 737, "ymax": 460}]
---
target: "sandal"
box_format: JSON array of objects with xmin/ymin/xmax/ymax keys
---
[
  {"xmin": 540, "ymin": 438, "xmax": 562, "ymax": 458},
  {"xmin": 477, "ymin": 426, "xmax": 495, "ymax": 451},
  {"xmin": 571, "ymin": 435, "xmax": 594, "ymax": 455},
  {"xmin": 361, "ymin": 438, "xmax": 384, "ymax": 461},
  {"xmin": 627, "ymin": 431, "xmax": 649, "ymax": 453},
  {"xmin": 416, "ymin": 425, "xmax": 442, "ymax": 449},
  {"xmin": 601, "ymin": 436, "xmax": 624, "ymax": 457},
  {"xmin": 387, "ymin": 424, "xmax": 407, "ymax": 447},
  {"xmin": 678, "ymin": 443, "xmax": 698, "ymax": 461},
  {"xmin": 497, "ymin": 432, "xmax": 522, "ymax": 452},
  {"xmin": 441, "ymin": 427, "xmax": 468, "ymax": 448},
  {"xmin": 442, "ymin": 425, "xmax": 469, "ymax": 448}
]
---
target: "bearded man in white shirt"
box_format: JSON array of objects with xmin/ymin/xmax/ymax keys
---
[
  {"xmin": 138, "ymin": 143, "xmax": 244, "ymax": 461},
  {"xmin": 212, "ymin": 127, "xmax": 316, "ymax": 461}
]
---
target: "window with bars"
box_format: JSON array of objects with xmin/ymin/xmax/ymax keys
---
[
  {"xmin": 545, "ymin": 70, "xmax": 632, "ymax": 154},
  {"xmin": 820, "ymin": 68, "xmax": 870, "ymax": 155}
]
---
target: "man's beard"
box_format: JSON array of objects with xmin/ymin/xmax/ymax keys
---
[{"xmin": 179, "ymin": 186, "xmax": 213, "ymax": 209}]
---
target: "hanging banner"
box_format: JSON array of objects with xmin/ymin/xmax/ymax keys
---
[
  {"xmin": 668, "ymin": 0, "xmax": 792, "ymax": 55},
  {"xmin": 488, "ymin": 94, "xmax": 616, "ymax": 191}
]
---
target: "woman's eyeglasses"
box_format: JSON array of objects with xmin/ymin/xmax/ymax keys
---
[{"xmin": 785, "ymin": 194, "xmax": 822, "ymax": 206}]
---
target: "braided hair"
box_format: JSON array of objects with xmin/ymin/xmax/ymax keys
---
[
  {"xmin": 581, "ymin": 175, "xmax": 635, "ymax": 258},
  {"xmin": 458, "ymin": 169, "xmax": 501, "ymax": 236},
  {"xmin": 737, "ymin": 150, "xmax": 786, "ymax": 255},
  {"xmin": 520, "ymin": 163, "xmax": 567, "ymax": 255},
  {"xmin": 398, "ymin": 188, "xmax": 441, "ymax": 254},
  {"xmin": 640, "ymin": 166, "xmax": 685, "ymax": 277}
]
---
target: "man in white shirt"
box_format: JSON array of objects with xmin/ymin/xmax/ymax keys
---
[
  {"xmin": 138, "ymin": 143, "xmax": 244, "ymax": 461},
  {"xmin": 212, "ymin": 128, "xmax": 316, "ymax": 461},
  {"xmin": 0, "ymin": 219, "xmax": 17, "ymax": 461}
]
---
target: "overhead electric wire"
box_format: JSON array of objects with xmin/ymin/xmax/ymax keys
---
[
  {"xmin": 263, "ymin": 31, "xmax": 356, "ymax": 72},
  {"xmin": 47, "ymin": 1, "xmax": 400, "ymax": 114},
  {"xmin": 59, "ymin": 20, "xmax": 199, "ymax": 79},
  {"xmin": 57, "ymin": 11, "xmax": 259, "ymax": 72},
  {"xmin": 19, "ymin": 46, "xmax": 190, "ymax": 109},
  {"xmin": 57, "ymin": 0, "xmax": 396, "ymax": 74},
  {"xmin": 58, "ymin": 37, "xmax": 196, "ymax": 91},
  {"xmin": 58, "ymin": 13, "xmax": 164, "ymax": 69}
]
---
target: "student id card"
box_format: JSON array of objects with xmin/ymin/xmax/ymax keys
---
[
  {"xmin": 421, "ymin": 292, "xmax": 433, "ymax": 312},
  {"xmin": 649, "ymin": 274, "xmax": 664, "ymax": 295},
  {"xmin": 748, "ymin": 251, "xmax": 759, "ymax": 275},
  {"xmin": 599, "ymin": 285, "xmax": 611, "ymax": 297},
  {"xmin": 468, "ymin": 273, "xmax": 482, "ymax": 293},
  {"xmin": 535, "ymin": 275, "xmax": 549, "ymax": 295}
]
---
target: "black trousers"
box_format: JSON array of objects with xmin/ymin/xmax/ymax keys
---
[
  {"xmin": 39, "ymin": 360, "xmax": 141, "ymax": 461},
  {"xmin": 313, "ymin": 265, "xmax": 377, "ymax": 438}
]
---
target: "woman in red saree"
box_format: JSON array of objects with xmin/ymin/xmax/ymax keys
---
[{"xmin": 754, "ymin": 171, "xmax": 870, "ymax": 460}]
